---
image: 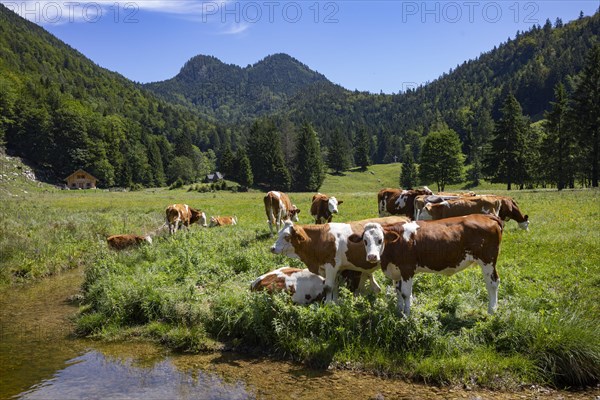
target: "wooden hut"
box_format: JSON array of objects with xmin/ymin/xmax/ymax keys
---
[{"xmin": 64, "ymin": 169, "xmax": 98, "ymax": 189}]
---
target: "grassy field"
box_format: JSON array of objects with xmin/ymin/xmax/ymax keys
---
[{"xmin": 1, "ymin": 160, "xmax": 599, "ymax": 389}]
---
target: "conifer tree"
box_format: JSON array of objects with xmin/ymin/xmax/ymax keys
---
[
  {"xmin": 354, "ymin": 126, "xmax": 371, "ymax": 170},
  {"xmin": 247, "ymin": 117, "xmax": 291, "ymax": 190},
  {"xmin": 542, "ymin": 83, "xmax": 573, "ymax": 189},
  {"xmin": 484, "ymin": 94, "xmax": 530, "ymax": 190},
  {"xmin": 400, "ymin": 147, "xmax": 418, "ymax": 188},
  {"xmin": 293, "ymin": 123, "xmax": 324, "ymax": 191},
  {"xmin": 327, "ymin": 129, "xmax": 351, "ymax": 174},
  {"xmin": 571, "ymin": 44, "xmax": 600, "ymax": 187},
  {"xmin": 218, "ymin": 142, "xmax": 234, "ymax": 178},
  {"xmin": 233, "ymin": 148, "xmax": 253, "ymax": 189}
]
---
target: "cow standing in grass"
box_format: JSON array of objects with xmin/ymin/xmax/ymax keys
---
[
  {"xmin": 351, "ymin": 215, "xmax": 504, "ymax": 315},
  {"xmin": 264, "ymin": 191, "xmax": 300, "ymax": 236},
  {"xmin": 377, "ymin": 187, "xmax": 433, "ymax": 218},
  {"xmin": 310, "ymin": 193, "xmax": 343, "ymax": 224},
  {"xmin": 165, "ymin": 204, "xmax": 207, "ymax": 234},
  {"xmin": 270, "ymin": 216, "xmax": 410, "ymax": 302}
]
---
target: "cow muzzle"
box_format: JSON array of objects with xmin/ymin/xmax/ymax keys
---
[
  {"xmin": 270, "ymin": 246, "xmax": 278, "ymax": 254},
  {"xmin": 367, "ymin": 254, "xmax": 380, "ymax": 263}
]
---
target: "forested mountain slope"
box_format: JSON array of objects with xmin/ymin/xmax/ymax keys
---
[{"xmin": 0, "ymin": 4, "xmax": 219, "ymax": 187}]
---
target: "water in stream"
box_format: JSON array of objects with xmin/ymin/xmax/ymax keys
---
[{"xmin": 1, "ymin": 269, "xmax": 598, "ymax": 400}]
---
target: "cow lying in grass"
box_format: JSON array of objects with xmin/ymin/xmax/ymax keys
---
[
  {"xmin": 351, "ymin": 214, "xmax": 504, "ymax": 315},
  {"xmin": 209, "ymin": 216, "xmax": 237, "ymax": 227},
  {"xmin": 251, "ymin": 267, "xmax": 325, "ymax": 304},
  {"xmin": 107, "ymin": 234, "xmax": 152, "ymax": 250}
]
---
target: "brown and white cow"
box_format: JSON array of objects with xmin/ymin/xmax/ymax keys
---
[
  {"xmin": 107, "ymin": 234, "xmax": 152, "ymax": 250},
  {"xmin": 264, "ymin": 191, "xmax": 300, "ymax": 236},
  {"xmin": 269, "ymin": 216, "xmax": 410, "ymax": 302},
  {"xmin": 413, "ymin": 192, "xmax": 476, "ymax": 219},
  {"xmin": 416, "ymin": 196, "xmax": 502, "ymax": 221},
  {"xmin": 209, "ymin": 216, "xmax": 238, "ymax": 227},
  {"xmin": 377, "ymin": 187, "xmax": 433, "ymax": 218},
  {"xmin": 352, "ymin": 215, "xmax": 504, "ymax": 315},
  {"xmin": 310, "ymin": 193, "xmax": 343, "ymax": 224},
  {"xmin": 251, "ymin": 267, "xmax": 326, "ymax": 304},
  {"xmin": 165, "ymin": 204, "xmax": 207, "ymax": 234}
]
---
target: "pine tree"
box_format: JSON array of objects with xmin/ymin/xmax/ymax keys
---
[
  {"xmin": 571, "ymin": 44, "xmax": 600, "ymax": 187},
  {"xmin": 218, "ymin": 142, "xmax": 234, "ymax": 178},
  {"xmin": 419, "ymin": 128, "xmax": 464, "ymax": 192},
  {"xmin": 354, "ymin": 126, "xmax": 371, "ymax": 170},
  {"xmin": 400, "ymin": 147, "xmax": 418, "ymax": 188},
  {"xmin": 542, "ymin": 83, "xmax": 573, "ymax": 189},
  {"xmin": 247, "ymin": 117, "xmax": 291, "ymax": 190},
  {"xmin": 327, "ymin": 129, "xmax": 351, "ymax": 174},
  {"xmin": 293, "ymin": 123, "xmax": 324, "ymax": 191},
  {"xmin": 233, "ymin": 148, "xmax": 253, "ymax": 189},
  {"xmin": 484, "ymin": 94, "xmax": 530, "ymax": 190}
]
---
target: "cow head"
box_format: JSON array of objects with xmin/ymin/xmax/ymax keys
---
[
  {"xmin": 191, "ymin": 209, "xmax": 208, "ymax": 227},
  {"xmin": 209, "ymin": 216, "xmax": 218, "ymax": 227},
  {"xmin": 518, "ymin": 215, "xmax": 529, "ymax": 231},
  {"xmin": 349, "ymin": 223, "xmax": 401, "ymax": 263},
  {"xmin": 270, "ymin": 221, "xmax": 307, "ymax": 256},
  {"xmin": 328, "ymin": 197, "xmax": 342, "ymax": 215},
  {"xmin": 289, "ymin": 205, "xmax": 301, "ymax": 222}
]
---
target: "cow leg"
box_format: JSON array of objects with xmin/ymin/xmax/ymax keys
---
[
  {"xmin": 481, "ymin": 263, "xmax": 500, "ymax": 314},
  {"xmin": 396, "ymin": 278, "xmax": 413, "ymax": 316},
  {"xmin": 323, "ymin": 264, "xmax": 338, "ymax": 303}
]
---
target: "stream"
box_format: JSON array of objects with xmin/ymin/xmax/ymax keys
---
[{"xmin": 1, "ymin": 268, "xmax": 598, "ymax": 399}]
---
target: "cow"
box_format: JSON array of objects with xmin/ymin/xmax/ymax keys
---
[
  {"xmin": 350, "ymin": 214, "xmax": 504, "ymax": 316},
  {"xmin": 413, "ymin": 191, "xmax": 478, "ymax": 219},
  {"xmin": 107, "ymin": 234, "xmax": 152, "ymax": 250},
  {"xmin": 416, "ymin": 196, "xmax": 502, "ymax": 221},
  {"xmin": 310, "ymin": 193, "xmax": 343, "ymax": 224},
  {"xmin": 209, "ymin": 216, "xmax": 238, "ymax": 227},
  {"xmin": 264, "ymin": 191, "xmax": 300, "ymax": 236},
  {"xmin": 165, "ymin": 204, "xmax": 207, "ymax": 234},
  {"xmin": 377, "ymin": 187, "xmax": 433, "ymax": 218},
  {"xmin": 269, "ymin": 216, "xmax": 410, "ymax": 303},
  {"xmin": 251, "ymin": 267, "xmax": 326, "ymax": 304}
]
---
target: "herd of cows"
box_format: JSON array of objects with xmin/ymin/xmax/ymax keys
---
[{"xmin": 106, "ymin": 187, "xmax": 530, "ymax": 316}]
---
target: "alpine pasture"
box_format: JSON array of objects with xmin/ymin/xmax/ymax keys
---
[{"xmin": 1, "ymin": 164, "xmax": 599, "ymax": 388}]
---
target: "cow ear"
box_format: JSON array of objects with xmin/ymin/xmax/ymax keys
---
[
  {"xmin": 296, "ymin": 209, "xmax": 301, "ymax": 215},
  {"xmin": 384, "ymin": 230, "xmax": 401, "ymax": 243},
  {"xmin": 337, "ymin": 200, "xmax": 343, "ymax": 205},
  {"xmin": 524, "ymin": 214, "xmax": 529, "ymax": 221},
  {"xmin": 291, "ymin": 226, "xmax": 308, "ymax": 242},
  {"xmin": 348, "ymin": 233, "xmax": 362, "ymax": 243}
]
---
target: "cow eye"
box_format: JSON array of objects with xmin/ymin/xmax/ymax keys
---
[
  {"xmin": 364, "ymin": 240, "xmax": 367, "ymax": 245},
  {"xmin": 284, "ymin": 235, "xmax": 291, "ymax": 242},
  {"xmin": 378, "ymin": 239, "xmax": 383, "ymax": 245}
]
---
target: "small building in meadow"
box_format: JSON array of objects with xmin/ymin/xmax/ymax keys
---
[
  {"xmin": 64, "ymin": 169, "xmax": 98, "ymax": 189},
  {"xmin": 206, "ymin": 171, "xmax": 224, "ymax": 183}
]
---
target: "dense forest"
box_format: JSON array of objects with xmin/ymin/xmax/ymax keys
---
[
  {"xmin": 1, "ymin": 4, "xmax": 598, "ymax": 190},
  {"xmin": 0, "ymin": 4, "xmax": 224, "ymax": 187}
]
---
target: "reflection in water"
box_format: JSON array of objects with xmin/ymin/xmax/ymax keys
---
[{"xmin": 18, "ymin": 351, "xmax": 253, "ymax": 400}]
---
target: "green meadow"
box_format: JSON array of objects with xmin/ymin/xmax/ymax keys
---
[{"xmin": 1, "ymin": 164, "xmax": 599, "ymax": 388}]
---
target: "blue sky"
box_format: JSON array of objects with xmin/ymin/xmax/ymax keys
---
[{"xmin": 3, "ymin": 1, "xmax": 598, "ymax": 93}]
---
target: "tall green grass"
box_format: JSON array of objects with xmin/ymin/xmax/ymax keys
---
[{"xmin": 3, "ymin": 167, "xmax": 599, "ymax": 388}]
